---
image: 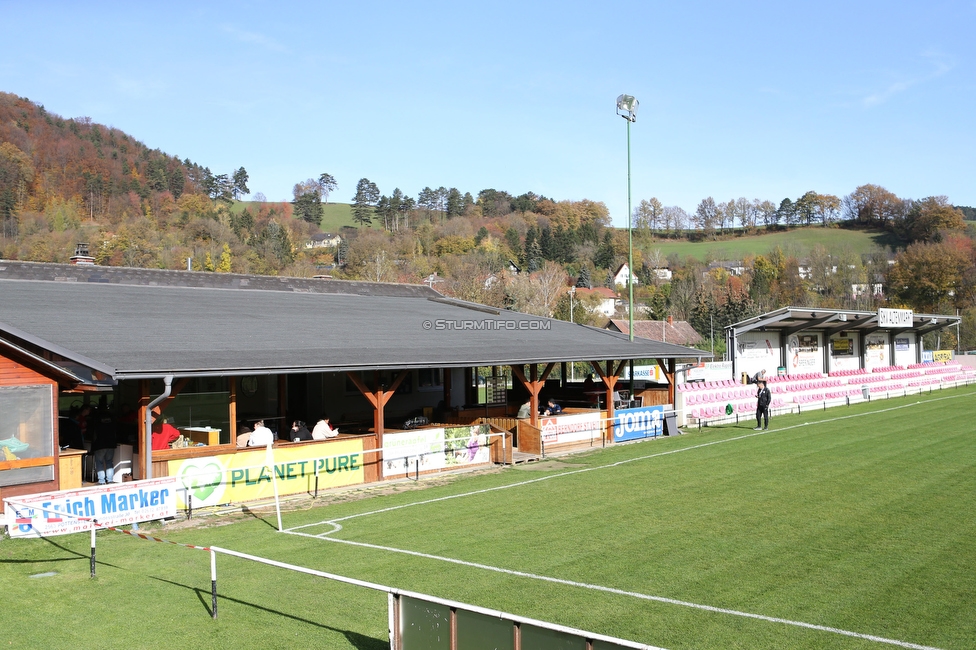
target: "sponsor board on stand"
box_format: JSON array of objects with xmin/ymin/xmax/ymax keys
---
[
  {"xmin": 4, "ymin": 477, "xmax": 178, "ymax": 538},
  {"xmin": 878, "ymin": 308, "xmax": 913, "ymax": 328},
  {"xmin": 539, "ymin": 412, "xmax": 603, "ymax": 445},
  {"xmin": 382, "ymin": 425, "xmax": 491, "ymax": 478},
  {"xmin": 169, "ymin": 439, "xmax": 365, "ymax": 508},
  {"xmin": 613, "ymin": 405, "xmax": 665, "ymax": 442},
  {"xmin": 685, "ymin": 361, "xmax": 734, "ymax": 382}
]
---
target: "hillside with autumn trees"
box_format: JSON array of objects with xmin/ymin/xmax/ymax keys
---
[{"xmin": 3, "ymin": 91, "xmax": 976, "ymax": 351}]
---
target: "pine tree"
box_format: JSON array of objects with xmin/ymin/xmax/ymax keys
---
[
  {"xmin": 576, "ymin": 266, "xmax": 592, "ymax": 289},
  {"xmin": 526, "ymin": 239, "xmax": 543, "ymax": 272}
]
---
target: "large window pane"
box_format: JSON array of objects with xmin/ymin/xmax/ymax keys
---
[{"xmin": 0, "ymin": 385, "xmax": 54, "ymax": 487}]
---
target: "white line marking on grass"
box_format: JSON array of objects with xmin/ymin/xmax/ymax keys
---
[
  {"xmin": 288, "ymin": 389, "xmax": 975, "ymax": 532},
  {"xmin": 283, "ymin": 529, "xmax": 942, "ymax": 650},
  {"xmin": 282, "ymin": 392, "xmax": 970, "ymax": 648}
]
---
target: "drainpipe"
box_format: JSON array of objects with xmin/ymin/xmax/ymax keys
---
[{"xmin": 144, "ymin": 375, "xmax": 174, "ymax": 480}]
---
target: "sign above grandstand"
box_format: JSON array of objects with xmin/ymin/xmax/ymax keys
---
[{"xmin": 878, "ymin": 308, "xmax": 913, "ymax": 328}]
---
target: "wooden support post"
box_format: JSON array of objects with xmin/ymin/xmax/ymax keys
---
[
  {"xmin": 228, "ymin": 377, "xmax": 238, "ymax": 443},
  {"xmin": 346, "ymin": 370, "xmax": 410, "ymax": 437},
  {"xmin": 138, "ymin": 379, "xmax": 149, "ymax": 479},
  {"xmin": 510, "ymin": 363, "xmax": 555, "ymax": 428},
  {"xmin": 590, "ymin": 360, "xmax": 626, "ymax": 442},
  {"xmin": 657, "ymin": 358, "xmax": 676, "ymax": 406}
]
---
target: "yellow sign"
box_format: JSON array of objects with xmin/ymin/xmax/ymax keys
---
[
  {"xmin": 168, "ymin": 439, "xmax": 365, "ymax": 508},
  {"xmin": 932, "ymin": 350, "xmax": 954, "ymax": 363}
]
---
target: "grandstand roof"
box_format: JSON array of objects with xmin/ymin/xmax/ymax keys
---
[
  {"xmin": 726, "ymin": 306, "xmax": 960, "ymax": 338},
  {"xmin": 0, "ymin": 260, "xmax": 709, "ymax": 382}
]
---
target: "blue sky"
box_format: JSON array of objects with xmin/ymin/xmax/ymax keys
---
[{"xmin": 2, "ymin": 1, "xmax": 974, "ymax": 225}]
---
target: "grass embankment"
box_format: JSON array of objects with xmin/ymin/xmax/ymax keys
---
[{"xmin": 641, "ymin": 226, "xmax": 902, "ymax": 262}]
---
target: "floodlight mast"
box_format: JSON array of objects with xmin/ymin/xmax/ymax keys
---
[{"xmin": 616, "ymin": 94, "xmax": 638, "ymax": 341}]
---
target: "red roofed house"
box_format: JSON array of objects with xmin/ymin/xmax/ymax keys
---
[
  {"xmin": 605, "ymin": 317, "xmax": 703, "ymax": 346},
  {"xmin": 573, "ymin": 287, "xmax": 617, "ymax": 317}
]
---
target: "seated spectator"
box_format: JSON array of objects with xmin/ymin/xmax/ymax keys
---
[
  {"xmin": 236, "ymin": 425, "xmax": 252, "ymax": 448},
  {"xmin": 516, "ymin": 399, "xmax": 532, "ymax": 419},
  {"xmin": 311, "ymin": 415, "xmax": 338, "ymax": 440},
  {"xmin": 151, "ymin": 410, "xmax": 180, "ymax": 451},
  {"xmin": 289, "ymin": 420, "xmax": 313, "ymax": 442},
  {"xmin": 248, "ymin": 419, "xmax": 274, "ymax": 447},
  {"xmin": 542, "ymin": 399, "xmax": 562, "ymax": 416}
]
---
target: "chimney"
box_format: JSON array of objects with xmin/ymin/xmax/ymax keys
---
[{"xmin": 667, "ymin": 315, "xmax": 673, "ymax": 325}]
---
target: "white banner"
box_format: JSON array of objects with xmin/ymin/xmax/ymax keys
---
[
  {"xmin": 381, "ymin": 425, "xmax": 491, "ymax": 478},
  {"xmin": 540, "ymin": 412, "xmax": 602, "ymax": 445},
  {"xmin": 879, "ymin": 308, "xmax": 913, "ymax": 328},
  {"xmin": 620, "ymin": 364, "xmax": 664, "ymax": 382},
  {"xmin": 686, "ymin": 360, "xmax": 734, "ymax": 382},
  {"xmin": 4, "ymin": 477, "xmax": 178, "ymax": 538}
]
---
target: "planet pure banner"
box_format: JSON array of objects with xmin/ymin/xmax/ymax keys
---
[
  {"xmin": 613, "ymin": 405, "xmax": 665, "ymax": 442},
  {"xmin": 4, "ymin": 477, "xmax": 178, "ymax": 538},
  {"xmin": 168, "ymin": 439, "xmax": 365, "ymax": 508}
]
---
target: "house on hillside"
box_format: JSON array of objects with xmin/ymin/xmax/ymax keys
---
[
  {"xmin": 605, "ymin": 317, "xmax": 703, "ymax": 346},
  {"xmin": 706, "ymin": 261, "xmax": 744, "ymax": 277},
  {"xmin": 305, "ymin": 233, "xmax": 342, "ymax": 249},
  {"xmin": 573, "ymin": 287, "xmax": 617, "ymax": 318},
  {"xmin": 612, "ymin": 263, "xmax": 638, "ymax": 287}
]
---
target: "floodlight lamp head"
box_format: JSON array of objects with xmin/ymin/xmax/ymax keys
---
[{"xmin": 616, "ymin": 94, "xmax": 638, "ymax": 122}]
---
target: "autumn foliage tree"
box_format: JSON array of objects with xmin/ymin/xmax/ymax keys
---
[{"xmin": 887, "ymin": 239, "xmax": 971, "ymax": 312}]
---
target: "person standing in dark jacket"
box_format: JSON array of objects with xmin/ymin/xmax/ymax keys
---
[
  {"xmin": 91, "ymin": 411, "xmax": 118, "ymax": 484},
  {"xmin": 754, "ymin": 379, "xmax": 771, "ymax": 431}
]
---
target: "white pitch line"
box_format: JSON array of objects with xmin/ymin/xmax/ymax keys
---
[
  {"xmin": 282, "ymin": 391, "xmax": 971, "ymax": 649},
  {"xmin": 283, "ymin": 529, "xmax": 942, "ymax": 650},
  {"xmin": 287, "ymin": 388, "xmax": 975, "ymax": 532}
]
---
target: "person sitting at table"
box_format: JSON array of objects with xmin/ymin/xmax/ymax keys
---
[
  {"xmin": 151, "ymin": 409, "xmax": 180, "ymax": 451},
  {"xmin": 289, "ymin": 420, "xmax": 313, "ymax": 442},
  {"xmin": 248, "ymin": 419, "xmax": 274, "ymax": 447},
  {"xmin": 236, "ymin": 425, "xmax": 252, "ymax": 448},
  {"xmin": 311, "ymin": 415, "xmax": 338, "ymax": 440},
  {"xmin": 516, "ymin": 399, "xmax": 532, "ymax": 419},
  {"xmin": 542, "ymin": 399, "xmax": 562, "ymax": 416}
]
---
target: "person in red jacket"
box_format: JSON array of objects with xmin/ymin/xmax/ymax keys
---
[{"xmin": 151, "ymin": 408, "xmax": 180, "ymax": 450}]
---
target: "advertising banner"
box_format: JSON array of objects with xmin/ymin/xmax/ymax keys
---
[
  {"xmin": 933, "ymin": 350, "xmax": 954, "ymax": 362},
  {"xmin": 865, "ymin": 336, "xmax": 888, "ymax": 367},
  {"xmin": 168, "ymin": 439, "xmax": 365, "ymax": 508},
  {"xmin": 879, "ymin": 308, "xmax": 913, "ymax": 328},
  {"xmin": 613, "ymin": 405, "xmax": 665, "ymax": 442},
  {"xmin": 540, "ymin": 412, "xmax": 602, "ymax": 445},
  {"xmin": 620, "ymin": 364, "xmax": 664, "ymax": 382},
  {"xmin": 830, "ymin": 337, "xmax": 854, "ymax": 355},
  {"xmin": 788, "ymin": 333, "xmax": 820, "ymax": 371},
  {"xmin": 685, "ymin": 361, "xmax": 734, "ymax": 382},
  {"xmin": 4, "ymin": 477, "xmax": 178, "ymax": 538},
  {"xmin": 382, "ymin": 425, "xmax": 490, "ymax": 478}
]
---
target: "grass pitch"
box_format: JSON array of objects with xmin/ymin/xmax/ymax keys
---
[{"xmin": 3, "ymin": 387, "xmax": 975, "ymax": 649}]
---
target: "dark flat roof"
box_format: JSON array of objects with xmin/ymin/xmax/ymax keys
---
[
  {"xmin": 0, "ymin": 261, "xmax": 708, "ymax": 380},
  {"xmin": 727, "ymin": 306, "xmax": 960, "ymax": 338}
]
